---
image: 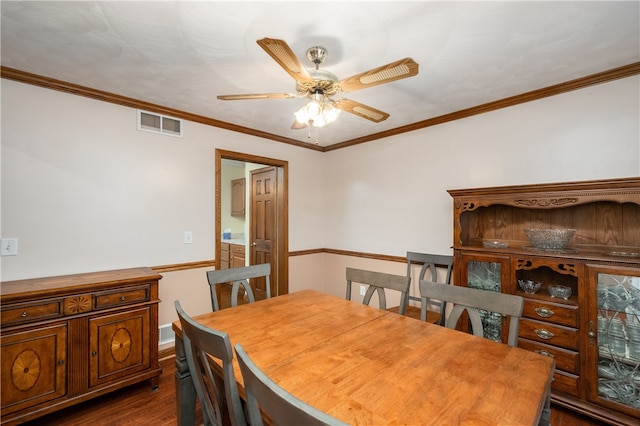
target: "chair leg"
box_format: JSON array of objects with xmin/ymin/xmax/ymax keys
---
[{"xmin": 537, "ymin": 392, "xmax": 551, "ymax": 426}]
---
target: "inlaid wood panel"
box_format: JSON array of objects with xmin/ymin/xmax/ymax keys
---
[
  {"xmin": 0, "ymin": 324, "xmax": 67, "ymax": 415},
  {"xmin": 89, "ymin": 308, "xmax": 150, "ymax": 387}
]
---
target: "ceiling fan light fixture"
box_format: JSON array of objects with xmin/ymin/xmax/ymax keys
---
[{"xmin": 294, "ymin": 94, "xmax": 341, "ymax": 128}]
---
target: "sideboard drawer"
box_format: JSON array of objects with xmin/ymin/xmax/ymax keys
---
[
  {"xmin": 1, "ymin": 299, "xmax": 62, "ymax": 326},
  {"xmin": 95, "ymin": 285, "xmax": 150, "ymax": 309},
  {"xmin": 522, "ymin": 299, "xmax": 578, "ymax": 328},
  {"xmin": 519, "ymin": 318, "xmax": 579, "ymax": 350}
]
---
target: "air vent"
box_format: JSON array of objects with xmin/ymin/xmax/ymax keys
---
[
  {"xmin": 137, "ymin": 110, "xmax": 183, "ymax": 137},
  {"xmin": 158, "ymin": 323, "xmax": 176, "ymax": 345}
]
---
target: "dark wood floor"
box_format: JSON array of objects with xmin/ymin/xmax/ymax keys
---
[
  {"xmin": 24, "ymin": 354, "xmax": 605, "ymax": 426},
  {"xmin": 23, "ymin": 355, "xmax": 199, "ymax": 426}
]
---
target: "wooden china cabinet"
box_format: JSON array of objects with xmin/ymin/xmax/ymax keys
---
[
  {"xmin": 0, "ymin": 267, "xmax": 162, "ymax": 425},
  {"xmin": 448, "ymin": 177, "xmax": 640, "ymax": 425}
]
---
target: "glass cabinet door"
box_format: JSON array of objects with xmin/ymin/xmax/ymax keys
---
[
  {"xmin": 459, "ymin": 254, "xmax": 510, "ymax": 344},
  {"xmin": 589, "ymin": 265, "xmax": 640, "ymax": 415}
]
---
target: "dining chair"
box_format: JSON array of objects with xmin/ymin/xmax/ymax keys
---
[
  {"xmin": 174, "ymin": 301, "xmax": 247, "ymax": 426},
  {"xmin": 234, "ymin": 343, "xmax": 348, "ymax": 426},
  {"xmin": 207, "ymin": 263, "xmax": 271, "ymax": 311},
  {"xmin": 345, "ymin": 267, "xmax": 410, "ymax": 314},
  {"xmin": 386, "ymin": 251, "xmax": 454, "ymax": 323},
  {"xmin": 418, "ymin": 280, "xmax": 524, "ymax": 347}
]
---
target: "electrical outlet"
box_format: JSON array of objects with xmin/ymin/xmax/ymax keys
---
[
  {"xmin": 184, "ymin": 231, "xmax": 193, "ymax": 244},
  {"xmin": 1, "ymin": 238, "xmax": 18, "ymax": 256},
  {"xmin": 359, "ymin": 285, "xmax": 366, "ymax": 296}
]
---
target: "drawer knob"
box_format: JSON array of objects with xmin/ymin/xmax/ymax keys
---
[
  {"xmin": 58, "ymin": 359, "xmax": 64, "ymax": 365},
  {"xmin": 535, "ymin": 329, "xmax": 555, "ymax": 340},
  {"xmin": 91, "ymin": 351, "xmax": 97, "ymax": 357},
  {"xmin": 21, "ymin": 311, "xmax": 28, "ymax": 317},
  {"xmin": 535, "ymin": 307, "xmax": 554, "ymax": 318},
  {"xmin": 535, "ymin": 350, "xmax": 554, "ymax": 358},
  {"xmin": 120, "ymin": 296, "xmax": 126, "ymax": 301}
]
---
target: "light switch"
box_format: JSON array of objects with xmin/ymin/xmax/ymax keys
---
[
  {"xmin": 360, "ymin": 285, "xmax": 366, "ymax": 296},
  {"xmin": 184, "ymin": 231, "xmax": 193, "ymax": 244},
  {"xmin": 1, "ymin": 238, "xmax": 18, "ymax": 256}
]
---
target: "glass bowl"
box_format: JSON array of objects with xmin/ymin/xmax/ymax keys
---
[
  {"xmin": 548, "ymin": 284, "xmax": 572, "ymax": 300},
  {"xmin": 525, "ymin": 228, "xmax": 576, "ymax": 250},
  {"xmin": 518, "ymin": 279, "xmax": 542, "ymax": 294},
  {"xmin": 482, "ymin": 239, "xmax": 509, "ymax": 249}
]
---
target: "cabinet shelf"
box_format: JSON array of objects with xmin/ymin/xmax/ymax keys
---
[
  {"xmin": 458, "ymin": 243, "xmax": 640, "ymax": 263},
  {"xmin": 515, "ymin": 290, "xmax": 579, "ymax": 306}
]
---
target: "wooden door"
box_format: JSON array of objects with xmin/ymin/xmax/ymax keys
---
[
  {"xmin": 250, "ymin": 166, "xmax": 276, "ymax": 298},
  {"xmin": 216, "ymin": 150, "xmax": 288, "ymax": 299}
]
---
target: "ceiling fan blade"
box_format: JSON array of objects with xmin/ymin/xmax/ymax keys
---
[
  {"xmin": 257, "ymin": 38, "xmax": 314, "ymax": 83},
  {"xmin": 333, "ymin": 98, "xmax": 389, "ymax": 123},
  {"xmin": 338, "ymin": 58, "xmax": 419, "ymax": 92},
  {"xmin": 217, "ymin": 93, "xmax": 298, "ymax": 101}
]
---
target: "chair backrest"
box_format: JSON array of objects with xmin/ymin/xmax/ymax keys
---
[
  {"xmin": 207, "ymin": 263, "xmax": 271, "ymax": 311},
  {"xmin": 345, "ymin": 267, "xmax": 410, "ymax": 314},
  {"xmin": 174, "ymin": 301, "xmax": 247, "ymax": 426},
  {"xmin": 405, "ymin": 252, "xmax": 454, "ymax": 323},
  {"xmin": 418, "ymin": 281, "xmax": 524, "ymax": 347},
  {"xmin": 234, "ymin": 343, "xmax": 348, "ymax": 426}
]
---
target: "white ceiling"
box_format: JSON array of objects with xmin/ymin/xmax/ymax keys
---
[{"xmin": 2, "ymin": 1, "xmax": 639, "ymax": 147}]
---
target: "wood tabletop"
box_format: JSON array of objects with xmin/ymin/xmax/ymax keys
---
[{"xmin": 174, "ymin": 289, "xmax": 555, "ymax": 425}]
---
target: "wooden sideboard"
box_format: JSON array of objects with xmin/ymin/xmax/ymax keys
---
[
  {"xmin": 0, "ymin": 267, "xmax": 162, "ymax": 425},
  {"xmin": 448, "ymin": 177, "xmax": 640, "ymax": 425}
]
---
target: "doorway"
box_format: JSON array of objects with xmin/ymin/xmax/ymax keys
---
[{"xmin": 216, "ymin": 149, "xmax": 288, "ymax": 297}]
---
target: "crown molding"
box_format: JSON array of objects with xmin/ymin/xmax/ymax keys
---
[
  {"xmin": 324, "ymin": 62, "xmax": 640, "ymax": 152},
  {"xmin": 3, "ymin": 62, "xmax": 638, "ymax": 153}
]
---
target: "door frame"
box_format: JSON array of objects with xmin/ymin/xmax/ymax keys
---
[{"xmin": 215, "ymin": 149, "xmax": 288, "ymax": 296}]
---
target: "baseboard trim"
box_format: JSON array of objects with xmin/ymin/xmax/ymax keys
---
[{"xmin": 159, "ymin": 346, "xmax": 176, "ymax": 361}]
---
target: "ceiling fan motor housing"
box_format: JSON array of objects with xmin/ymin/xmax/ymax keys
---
[{"xmin": 297, "ymin": 69, "xmax": 339, "ymax": 96}]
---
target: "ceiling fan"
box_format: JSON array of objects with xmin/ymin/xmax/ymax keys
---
[{"xmin": 217, "ymin": 38, "xmax": 419, "ymax": 130}]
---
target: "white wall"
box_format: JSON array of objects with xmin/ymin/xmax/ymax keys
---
[
  {"xmin": 1, "ymin": 75, "xmax": 639, "ymax": 317},
  {"xmin": 322, "ymin": 76, "xmax": 640, "ymax": 262},
  {"xmin": 0, "ymin": 80, "xmax": 326, "ymax": 281}
]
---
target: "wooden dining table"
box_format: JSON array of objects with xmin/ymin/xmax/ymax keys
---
[{"xmin": 173, "ymin": 289, "xmax": 555, "ymax": 425}]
